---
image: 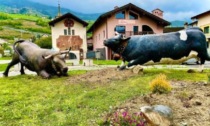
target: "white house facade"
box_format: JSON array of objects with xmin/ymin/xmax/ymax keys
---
[{"xmin": 49, "ymin": 13, "xmax": 88, "ymax": 59}]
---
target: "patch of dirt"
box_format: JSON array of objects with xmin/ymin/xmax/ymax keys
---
[
  {"xmin": 68, "ymin": 68, "xmax": 210, "ymax": 125},
  {"xmin": 68, "ymin": 67, "xmax": 138, "ymax": 84},
  {"xmin": 110, "ymin": 81, "xmax": 210, "ymax": 126}
]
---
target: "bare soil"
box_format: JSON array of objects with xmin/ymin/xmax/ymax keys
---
[{"xmin": 68, "ymin": 68, "xmax": 210, "ymax": 126}]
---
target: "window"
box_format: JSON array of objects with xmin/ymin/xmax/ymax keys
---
[
  {"xmin": 133, "ymin": 26, "xmax": 139, "ymax": 35},
  {"xmin": 64, "ymin": 29, "xmax": 67, "ymax": 35},
  {"xmin": 68, "ymin": 27, "xmax": 71, "ymax": 35},
  {"xmin": 72, "ymin": 29, "xmax": 75, "ymax": 35},
  {"xmin": 129, "ymin": 12, "xmax": 138, "ymax": 19},
  {"xmin": 115, "ymin": 26, "xmax": 126, "ymax": 33},
  {"xmin": 115, "ymin": 11, "xmax": 125, "ymax": 19},
  {"xmin": 204, "ymin": 26, "xmax": 209, "ymax": 34},
  {"xmin": 103, "ymin": 30, "xmax": 105, "ymax": 38}
]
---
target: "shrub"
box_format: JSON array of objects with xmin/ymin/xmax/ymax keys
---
[
  {"xmin": 149, "ymin": 74, "xmax": 172, "ymax": 94},
  {"xmin": 0, "ymin": 12, "xmax": 13, "ymax": 20},
  {"xmin": 36, "ymin": 19, "xmax": 49, "ymax": 27},
  {"xmin": 105, "ymin": 111, "xmax": 147, "ymax": 126},
  {"xmin": 35, "ymin": 36, "xmax": 52, "ymax": 49},
  {"xmin": 0, "ymin": 46, "xmax": 4, "ymax": 55}
]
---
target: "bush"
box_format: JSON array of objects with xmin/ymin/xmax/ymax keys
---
[
  {"xmin": 36, "ymin": 19, "xmax": 49, "ymax": 27},
  {"xmin": 35, "ymin": 36, "xmax": 52, "ymax": 49},
  {"xmin": 0, "ymin": 12, "xmax": 13, "ymax": 20},
  {"xmin": 0, "ymin": 46, "xmax": 4, "ymax": 55},
  {"xmin": 105, "ymin": 111, "xmax": 147, "ymax": 126},
  {"xmin": 149, "ymin": 74, "xmax": 172, "ymax": 94}
]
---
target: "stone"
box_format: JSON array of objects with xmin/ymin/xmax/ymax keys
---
[
  {"xmin": 132, "ymin": 65, "xmax": 143, "ymax": 74},
  {"xmin": 140, "ymin": 105, "xmax": 173, "ymax": 126}
]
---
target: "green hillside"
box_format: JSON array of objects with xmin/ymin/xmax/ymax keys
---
[
  {"xmin": 0, "ymin": 12, "xmax": 51, "ymax": 42},
  {"xmin": 0, "ymin": 0, "xmax": 100, "ymax": 20}
]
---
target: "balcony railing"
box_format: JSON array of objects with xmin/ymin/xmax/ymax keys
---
[{"xmin": 121, "ymin": 31, "xmax": 155, "ymax": 37}]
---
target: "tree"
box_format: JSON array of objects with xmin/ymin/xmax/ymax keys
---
[{"xmin": 35, "ymin": 36, "xmax": 52, "ymax": 49}]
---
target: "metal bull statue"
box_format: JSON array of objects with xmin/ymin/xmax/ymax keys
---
[
  {"xmin": 104, "ymin": 27, "xmax": 210, "ymax": 71},
  {"xmin": 3, "ymin": 40, "xmax": 70, "ymax": 79}
]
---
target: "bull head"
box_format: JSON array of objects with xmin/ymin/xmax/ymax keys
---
[
  {"xmin": 104, "ymin": 32, "xmax": 130, "ymax": 53},
  {"xmin": 42, "ymin": 48, "xmax": 71, "ymax": 76}
]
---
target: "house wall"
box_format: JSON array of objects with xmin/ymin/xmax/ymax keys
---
[
  {"xmin": 196, "ymin": 14, "xmax": 210, "ymax": 42},
  {"xmin": 92, "ymin": 10, "xmax": 165, "ymax": 59},
  {"xmin": 51, "ymin": 19, "xmax": 87, "ymax": 53}
]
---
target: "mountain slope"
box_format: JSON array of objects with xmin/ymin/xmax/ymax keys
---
[{"xmin": 0, "ymin": 0, "xmax": 100, "ymax": 20}]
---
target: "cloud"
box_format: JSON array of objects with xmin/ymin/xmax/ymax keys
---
[{"xmin": 30, "ymin": 0, "xmax": 210, "ymax": 21}]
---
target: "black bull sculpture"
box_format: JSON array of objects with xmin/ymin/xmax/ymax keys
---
[
  {"xmin": 104, "ymin": 27, "xmax": 210, "ymax": 70},
  {"xmin": 3, "ymin": 40, "xmax": 69, "ymax": 78}
]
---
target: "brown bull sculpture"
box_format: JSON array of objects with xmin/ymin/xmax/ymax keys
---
[{"xmin": 3, "ymin": 40, "xmax": 70, "ymax": 79}]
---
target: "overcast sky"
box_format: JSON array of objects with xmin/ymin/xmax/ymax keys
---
[{"xmin": 30, "ymin": 0, "xmax": 210, "ymax": 21}]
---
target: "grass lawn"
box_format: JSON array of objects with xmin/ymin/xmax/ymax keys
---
[
  {"xmin": 93, "ymin": 59, "xmax": 122, "ymax": 65},
  {"xmin": 0, "ymin": 68, "xmax": 209, "ymax": 125},
  {"xmin": 0, "ymin": 63, "xmax": 9, "ymax": 71}
]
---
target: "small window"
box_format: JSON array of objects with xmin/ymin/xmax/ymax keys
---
[
  {"xmin": 129, "ymin": 12, "xmax": 138, "ymax": 19},
  {"xmin": 115, "ymin": 11, "xmax": 125, "ymax": 19},
  {"xmin": 115, "ymin": 26, "xmax": 126, "ymax": 33},
  {"xmin": 204, "ymin": 26, "xmax": 209, "ymax": 34},
  {"xmin": 64, "ymin": 29, "xmax": 67, "ymax": 35},
  {"xmin": 68, "ymin": 27, "xmax": 71, "ymax": 35},
  {"xmin": 72, "ymin": 29, "xmax": 75, "ymax": 35},
  {"xmin": 103, "ymin": 30, "xmax": 105, "ymax": 38}
]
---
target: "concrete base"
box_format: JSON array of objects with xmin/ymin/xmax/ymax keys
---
[{"xmin": 83, "ymin": 59, "xmax": 93, "ymax": 66}]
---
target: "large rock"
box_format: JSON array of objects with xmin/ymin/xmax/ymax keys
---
[{"xmin": 140, "ymin": 105, "xmax": 173, "ymax": 126}]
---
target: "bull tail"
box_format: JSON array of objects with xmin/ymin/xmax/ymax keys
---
[{"xmin": 13, "ymin": 40, "xmax": 27, "ymax": 64}]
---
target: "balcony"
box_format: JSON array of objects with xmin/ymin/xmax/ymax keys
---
[{"xmin": 121, "ymin": 31, "xmax": 155, "ymax": 37}]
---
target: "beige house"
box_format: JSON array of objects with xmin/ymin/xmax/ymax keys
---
[
  {"xmin": 190, "ymin": 10, "xmax": 210, "ymax": 45},
  {"xmin": 49, "ymin": 13, "xmax": 88, "ymax": 59},
  {"xmin": 87, "ymin": 3, "xmax": 170, "ymax": 60}
]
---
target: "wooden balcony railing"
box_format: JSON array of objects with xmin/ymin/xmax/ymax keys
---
[{"xmin": 122, "ymin": 31, "xmax": 155, "ymax": 37}]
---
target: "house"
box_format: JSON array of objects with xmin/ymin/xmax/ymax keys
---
[
  {"xmin": 49, "ymin": 12, "xmax": 88, "ymax": 59},
  {"xmin": 190, "ymin": 10, "xmax": 210, "ymax": 46},
  {"xmin": 87, "ymin": 3, "xmax": 170, "ymax": 60}
]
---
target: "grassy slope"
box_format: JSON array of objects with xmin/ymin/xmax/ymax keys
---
[
  {"xmin": 0, "ymin": 12, "xmax": 50, "ymax": 41},
  {"xmin": 0, "ymin": 12, "xmax": 95, "ymax": 41},
  {"xmin": 0, "ymin": 69, "xmax": 209, "ymax": 125}
]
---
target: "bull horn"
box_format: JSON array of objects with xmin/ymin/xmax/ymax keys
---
[
  {"xmin": 115, "ymin": 32, "xmax": 119, "ymax": 35},
  {"xmin": 43, "ymin": 54, "xmax": 55, "ymax": 59},
  {"xmin": 43, "ymin": 48, "xmax": 71, "ymax": 59},
  {"xmin": 60, "ymin": 47, "xmax": 71, "ymax": 54}
]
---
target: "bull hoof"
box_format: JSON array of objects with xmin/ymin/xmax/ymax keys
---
[
  {"xmin": 2, "ymin": 73, "xmax": 8, "ymax": 77},
  {"xmin": 119, "ymin": 66, "xmax": 126, "ymax": 70}
]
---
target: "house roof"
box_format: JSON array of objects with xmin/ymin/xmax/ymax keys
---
[
  {"xmin": 87, "ymin": 3, "xmax": 170, "ymax": 33},
  {"xmin": 49, "ymin": 12, "xmax": 88, "ymax": 27},
  {"xmin": 188, "ymin": 21, "xmax": 198, "ymax": 25},
  {"xmin": 191, "ymin": 10, "xmax": 210, "ymax": 19}
]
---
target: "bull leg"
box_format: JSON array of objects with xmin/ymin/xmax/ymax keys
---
[
  {"xmin": 3, "ymin": 59, "xmax": 19, "ymax": 77},
  {"xmin": 119, "ymin": 59, "xmax": 127, "ymax": 70},
  {"xmin": 127, "ymin": 57, "xmax": 149, "ymax": 68},
  {"xmin": 198, "ymin": 57, "xmax": 205, "ymax": 72},
  {"xmin": 20, "ymin": 63, "xmax": 25, "ymax": 75},
  {"xmin": 39, "ymin": 70, "xmax": 51, "ymax": 79},
  {"xmin": 119, "ymin": 57, "xmax": 149, "ymax": 70}
]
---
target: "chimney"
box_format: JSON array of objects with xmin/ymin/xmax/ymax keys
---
[
  {"xmin": 152, "ymin": 8, "xmax": 163, "ymax": 18},
  {"xmin": 114, "ymin": 6, "xmax": 119, "ymax": 9}
]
